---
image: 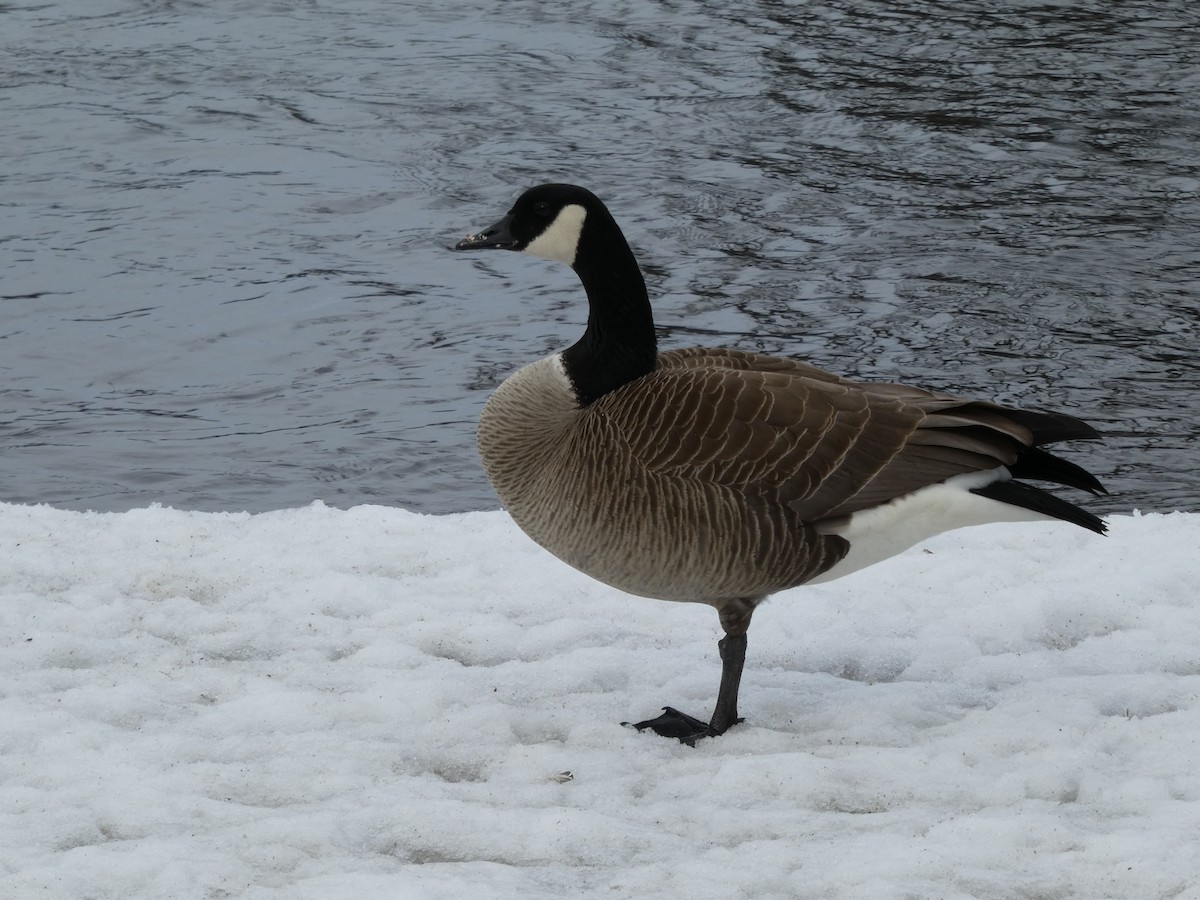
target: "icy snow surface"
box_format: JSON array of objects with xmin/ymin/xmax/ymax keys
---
[{"xmin": 2, "ymin": 503, "xmax": 1198, "ymax": 898}]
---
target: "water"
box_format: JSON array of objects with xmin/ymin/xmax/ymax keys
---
[{"xmin": 2, "ymin": 0, "xmax": 1197, "ymax": 516}]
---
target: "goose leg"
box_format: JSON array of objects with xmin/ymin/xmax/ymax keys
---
[
  {"xmin": 709, "ymin": 632, "xmax": 748, "ymax": 734},
  {"xmin": 626, "ymin": 600, "xmax": 755, "ymax": 745}
]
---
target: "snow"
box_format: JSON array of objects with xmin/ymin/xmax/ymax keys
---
[{"xmin": 2, "ymin": 502, "xmax": 1198, "ymax": 898}]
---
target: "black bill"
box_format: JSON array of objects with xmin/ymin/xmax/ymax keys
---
[{"xmin": 453, "ymin": 213, "xmax": 516, "ymax": 251}]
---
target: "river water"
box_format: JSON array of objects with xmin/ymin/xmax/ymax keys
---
[{"xmin": 3, "ymin": 0, "xmax": 1198, "ymax": 515}]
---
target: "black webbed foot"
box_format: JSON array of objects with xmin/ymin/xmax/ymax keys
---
[
  {"xmin": 622, "ymin": 706, "xmax": 743, "ymax": 746},
  {"xmin": 623, "ymin": 616, "xmax": 752, "ymax": 746}
]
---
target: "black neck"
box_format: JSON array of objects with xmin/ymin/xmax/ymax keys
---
[{"xmin": 560, "ymin": 213, "xmax": 658, "ymax": 406}]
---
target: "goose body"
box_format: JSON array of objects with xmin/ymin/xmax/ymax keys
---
[{"xmin": 456, "ymin": 184, "xmax": 1106, "ymax": 743}]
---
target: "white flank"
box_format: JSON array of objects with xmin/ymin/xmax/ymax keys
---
[
  {"xmin": 523, "ymin": 203, "xmax": 587, "ymax": 265},
  {"xmin": 809, "ymin": 468, "xmax": 1049, "ymax": 584}
]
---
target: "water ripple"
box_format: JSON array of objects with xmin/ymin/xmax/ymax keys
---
[{"xmin": 2, "ymin": 0, "xmax": 1197, "ymax": 514}]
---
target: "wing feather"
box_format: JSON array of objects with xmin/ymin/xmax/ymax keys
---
[{"xmin": 588, "ymin": 348, "xmax": 1082, "ymax": 522}]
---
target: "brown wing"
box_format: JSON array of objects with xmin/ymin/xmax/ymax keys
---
[{"xmin": 597, "ymin": 348, "xmax": 1041, "ymax": 522}]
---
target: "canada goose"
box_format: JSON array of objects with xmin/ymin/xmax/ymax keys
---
[{"xmin": 454, "ymin": 183, "xmax": 1106, "ymax": 744}]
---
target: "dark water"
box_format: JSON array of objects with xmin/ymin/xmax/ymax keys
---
[{"xmin": 2, "ymin": 0, "xmax": 1197, "ymax": 515}]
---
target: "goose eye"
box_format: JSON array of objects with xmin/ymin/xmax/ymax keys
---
[{"xmin": 533, "ymin": 201, "xmax": 552, "ymax": 217}]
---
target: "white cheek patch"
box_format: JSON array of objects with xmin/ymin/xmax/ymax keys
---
[{"xmin": 524, "ymin": 204, "xmax": 587, "ymax": 265}]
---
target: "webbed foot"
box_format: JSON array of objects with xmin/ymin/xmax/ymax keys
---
[{"xmin": 623, "ymin": 706, "xmax": 743, "ymax": 746}]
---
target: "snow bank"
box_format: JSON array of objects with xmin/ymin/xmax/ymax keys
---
[{"xmin": 2, "ymin": 503, "xmax": 1197, "ymax": 898}]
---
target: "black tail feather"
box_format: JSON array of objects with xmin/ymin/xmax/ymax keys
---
[
  {"xmin": 972, "ymin": 479, "xmax": 1107, "ymax": 535},
  {"xmin": 1003, "ymin": 408, "xmax": 1102, "ymax": 445},
  {"xmin": 1007, "ymin": 446, "xmax": 1107, "ymax": 496}
]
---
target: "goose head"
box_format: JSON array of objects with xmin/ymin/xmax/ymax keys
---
[
  {"xmin": 455, "ymin": 183, "xmax": 614, "ymax": 267},
  {"xmin": 454, "ymin": 184, "xmax": 657, "ymax": 405}
]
